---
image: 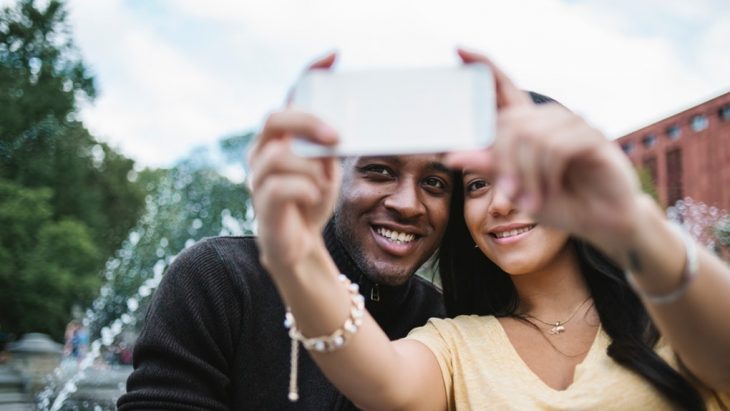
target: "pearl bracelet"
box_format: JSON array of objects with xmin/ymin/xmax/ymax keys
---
[
  {"xmin": 284, "ymin": 274, "xmax": 365, "ymax": 402},
  {"xmin": 625, "ymin": 222, "xmax": 699, "ymax": 305}
]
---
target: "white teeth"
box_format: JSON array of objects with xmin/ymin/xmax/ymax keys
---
[
  {"xmin": 493, "ymin": 225, "xmax": 534, "ymax": 239},
  {"xmin": 376, "ymin": 227, "xmax": 415, "ymax": 244}
]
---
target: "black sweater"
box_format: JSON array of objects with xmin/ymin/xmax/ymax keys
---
[{"xmin": 117, "ymin": 222, "xmax": 446, "ymax": 410}]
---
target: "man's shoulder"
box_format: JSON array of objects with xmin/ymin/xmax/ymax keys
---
[
  {"xmin": 165, "ymin": 235, "xmax": 268, "ymax": 287},
  {"xmin": 192, "ymin": 234, "xmax": 259, "ymax": 252}
]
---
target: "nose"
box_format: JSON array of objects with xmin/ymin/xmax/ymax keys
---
[
  {"xmin": 383, "ymin": 179, "xmax": 426, "ymax": 220},
  {"xmin": 488, "ymin": 186, "xmax": 516, "ymax": 218}
]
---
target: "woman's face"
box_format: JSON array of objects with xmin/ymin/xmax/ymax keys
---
[{"xmin": 463, "ymin": 170, "xmax": 571, "ymax": 276}]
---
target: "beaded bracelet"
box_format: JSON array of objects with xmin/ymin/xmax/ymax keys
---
[
  {"xmin": 284, "ymin": 274, "xmax": 365, "ymax": 402},
  {"xmin": 625, "ymin": 222, "xmax": 699, "ymax": 305}
]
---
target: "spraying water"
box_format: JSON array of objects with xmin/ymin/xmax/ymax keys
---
[{"xmin": 36, "ymin": 138, "xmax": 256, "ymax": 410}]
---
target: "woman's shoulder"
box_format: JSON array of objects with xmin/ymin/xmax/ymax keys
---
[
  {"xmin": 429, "ymin": 314, "xmax": 499, "ymax": 327},
  {"xmin": 414, "ymin": 314, "xmax": 503, "ymax": 342}
]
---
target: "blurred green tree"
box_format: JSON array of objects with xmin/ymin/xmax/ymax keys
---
[
  {"xmin": 0, "ymin": 0, "xmax": 145, "ymax": 340},
  {"xmin": 637, "ymin": 166, "xmax": 661, "ymax": 206},
  {"xmin": 0, "ymin": 180, "xmax": 102, "ymax": 338}
]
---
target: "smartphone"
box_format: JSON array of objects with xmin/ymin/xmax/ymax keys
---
[{"xmin": 289, "ymin": 65, "xmax": 495, "ymax": 157}]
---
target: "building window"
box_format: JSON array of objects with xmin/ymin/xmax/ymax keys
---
[
  {"xmin": 691, "ymin": 114, "xmax": 708, "ymax": 132},
  {"xmin": 666, "ymin": 148, "xmax": 683, "ymax": 206},
  {"xmin": 621, "ymin": 142, "xmax": 635, "ymax": 155},
  {"xmin": 720, "ymin": 104, "xmax": 730, "ymax": 121},
  {"xmin": 666, "ymin": 125, "xmax": 681, "ymax": 140},
  {"xmin": 641, "ymin": 133, "xmax": 656, "ymax": 148}
]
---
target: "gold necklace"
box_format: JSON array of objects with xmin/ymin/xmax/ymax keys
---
[{"xmin": 519, "ymin": 296, "xmax": 592, "ymax": 335}]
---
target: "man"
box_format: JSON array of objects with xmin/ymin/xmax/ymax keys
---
[{"xmin": 117, "ymin": 54, "xmax": 454, "ymax": 410}]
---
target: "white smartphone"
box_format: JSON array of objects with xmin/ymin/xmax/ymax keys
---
[{"xmin": 289, "ymin": 65, "xmax": 495, "ymax": 157}]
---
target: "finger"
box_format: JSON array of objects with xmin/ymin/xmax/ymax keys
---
[
  {"xmin": 513, "ymin": 139, "xmax": 543, "ymax": 214},
  {"xmin": 249, "ymin": 138, "xmax": 330, "ymax": 193},
  {"xmin": 254, "ymin": 174, "xmax": 322, "ymax": 215},
  {"xmin": 538, "ymin": 110, "xmax": 589, "ymax": 200},
  {"xmin": 492, "ymin": 108, "xmax": 529, "ymax": 200},
  {"xmin": 492, "ymin": 104, "xmax": 562, "ymax": 200},
  {"xmin": 456, "ymin": 48, "xmax": 532, "ymax": 109},
  {"xmin": 252, "ymin": 109, "xmax": 339, "ymax": 162},
  {"xmin": 443, "ymin": 148, "xmax": 495, "ymax": 174},
  {"xmin": 285, "ymin": 51, "xmax": 338, "ymax": 105},
  {"xmin": 308, "ymin": 51, "xmax": 337, "ymax": 70}
]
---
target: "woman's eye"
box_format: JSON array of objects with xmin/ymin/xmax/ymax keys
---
[{"xmin": 465, "ymin": 179, "xmax": 490, "ymax": 193}]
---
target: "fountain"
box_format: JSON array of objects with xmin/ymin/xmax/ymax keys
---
[
  {"xmin": 33, "ymin": 135, "xmax": 256, "ymax": 410},
  {"xmin": 667, "ymin": 197, "xmax": 729, "ymax": 258}
]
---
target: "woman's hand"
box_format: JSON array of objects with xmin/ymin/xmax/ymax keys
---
[
  {"xmin": 447, "ymin": 49, "xmax": 644, "ymax": 246},
  {"xmin": 248, "ymin": 53, "xmax": 342, "ymax": 274}
]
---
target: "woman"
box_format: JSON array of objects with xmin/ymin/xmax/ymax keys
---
[{"xmin": 249, "ymin": 49, "xmax": 730, "ymax": 410}]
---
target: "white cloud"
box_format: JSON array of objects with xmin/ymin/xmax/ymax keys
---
[
  {"xmin": 698, "ymin": 16, "xmax": 730, "ymax": 89},
  {"xmin": 57, "ymin": 0, "xmax": 730, "ymax": 168},
  {"xmin": 67, "ymin": 0, "xmax": 277, "ymax": 167}
]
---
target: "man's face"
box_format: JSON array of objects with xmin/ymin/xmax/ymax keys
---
[{"xmin": 334, "ymin": 155, "xmax": 454, "ymax": 286}]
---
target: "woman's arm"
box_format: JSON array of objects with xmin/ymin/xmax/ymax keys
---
[
  {"xmin": 446, "ymin": 49, "xmax": 730, "ymax": 392},
  {"xmin": 597, "ymin": 194, "xmax": 730, "ymax": 392}
]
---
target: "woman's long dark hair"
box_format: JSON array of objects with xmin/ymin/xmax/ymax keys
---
[{"xmin": 438, "ymin": 92, "xmax": 706, "ymax": 410}]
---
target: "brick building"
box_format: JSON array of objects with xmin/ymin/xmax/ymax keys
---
[{"xmin": 616, "ymin": 91, "xmax": 730, "ymax": 211}]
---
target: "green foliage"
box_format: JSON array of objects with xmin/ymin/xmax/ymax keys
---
[
  {"xmin": 0, "ymin": 0, "xmax": 94, "ymax": 146},
  {"xmin": 219, "ymin": 131, "xmax": 256, "ymax": 165},
  {"xmin": 715, "ymin": 216, "xmax": 730, "ymax": 248},
  {"xmin": 0, "ymin": 180, "xmax": 102, "ymax": 339},
  {"xmin": 637, "ymin": 166, "xmax": 661, "ymax": 206},
  {"xmin": 0, "ymin": 0, "xmax": 145, "ymax": 340}
]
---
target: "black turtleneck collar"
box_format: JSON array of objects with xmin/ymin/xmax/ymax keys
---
[
  {"xmin": 322, "ymin": 219, "xmax": 441, "ymax": 338},
  {"xmin": 322, "ymin": 219, "xmax": 446, "ymax": 339}
]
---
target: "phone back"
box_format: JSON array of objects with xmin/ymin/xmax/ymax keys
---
[{"xmin": 290, "ymin": 65, "xmax": 495, "ymax": 157}]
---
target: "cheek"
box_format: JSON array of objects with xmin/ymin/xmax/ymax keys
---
[
  {"xmin": 337, "ymin": 183, "xmax": 379, "ymax": 211},
  {"xmin": 539, "ymin": 228, "xmax": 571, "ymax": 255},
  {"xmin": 464, "ymin": 198, "xmax": 488, "ymax": 235},
  {"xmin": 426, "ymin": 197, "xmax": 452, "ymax": 234}
]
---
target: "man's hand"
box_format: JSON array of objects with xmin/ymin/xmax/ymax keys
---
[{"xmin": 248, "ymin": 53, "xmax": 342, "ymax": 274}]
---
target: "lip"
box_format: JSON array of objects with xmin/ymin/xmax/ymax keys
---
[
  {"xmin": 488, "ymin": 223, "xmax": 537, "ymax": 245},
  {"xmin": 370, "ymin": 224, "xmax": 422, "ymax": 257}
]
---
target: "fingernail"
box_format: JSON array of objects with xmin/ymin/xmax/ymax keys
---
[{"xmin": 318, "ymin": 125, "xmax": 338, "ymax": 142}]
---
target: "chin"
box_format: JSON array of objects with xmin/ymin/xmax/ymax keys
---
[
  {"xmin": 493, "ymin": 260, "xmax": 536, "ymax": 276},
  {"xmin": 367, "ymin": 267, "xmax": 413, "ymax": 286}
]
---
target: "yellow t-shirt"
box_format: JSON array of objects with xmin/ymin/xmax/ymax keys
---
[{"xmin": 407, "ymin": 315, "xmax": 729, "ymax": 410}]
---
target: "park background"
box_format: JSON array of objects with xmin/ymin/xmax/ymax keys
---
[{"xmin": 0, "ymin": 0, "xmax": 728, "ymax": 409}]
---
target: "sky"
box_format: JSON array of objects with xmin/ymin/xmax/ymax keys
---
[{"xmin": 6, "ymin": 0, "xmax": 730, "ymax": 170}]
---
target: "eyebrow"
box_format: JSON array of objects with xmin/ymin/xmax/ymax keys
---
[
  {"xmin": 358, "ymin": 156, "xmax": 450, "ymax": 174},
  {"xmin": 429, "ymin": 162, "xmax": 451, "ymax": 174}
]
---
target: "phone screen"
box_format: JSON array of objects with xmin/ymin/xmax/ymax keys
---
[{"xmin": 290, "ymin": 65, "xmax": 495, "ymax": 157}]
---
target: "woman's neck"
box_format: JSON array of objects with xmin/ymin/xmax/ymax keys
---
[{"xmin": 511, "ymin": 243, "xmax": 591, "ymax": 320}]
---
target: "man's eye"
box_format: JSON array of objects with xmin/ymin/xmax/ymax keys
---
[
  {"xmin": 423, "ymin": 176, "xmax": 446, "ymax": 189},
  {"xmin": 361, "ymin": 165, "xmax": 393, "ymax": 177}
]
